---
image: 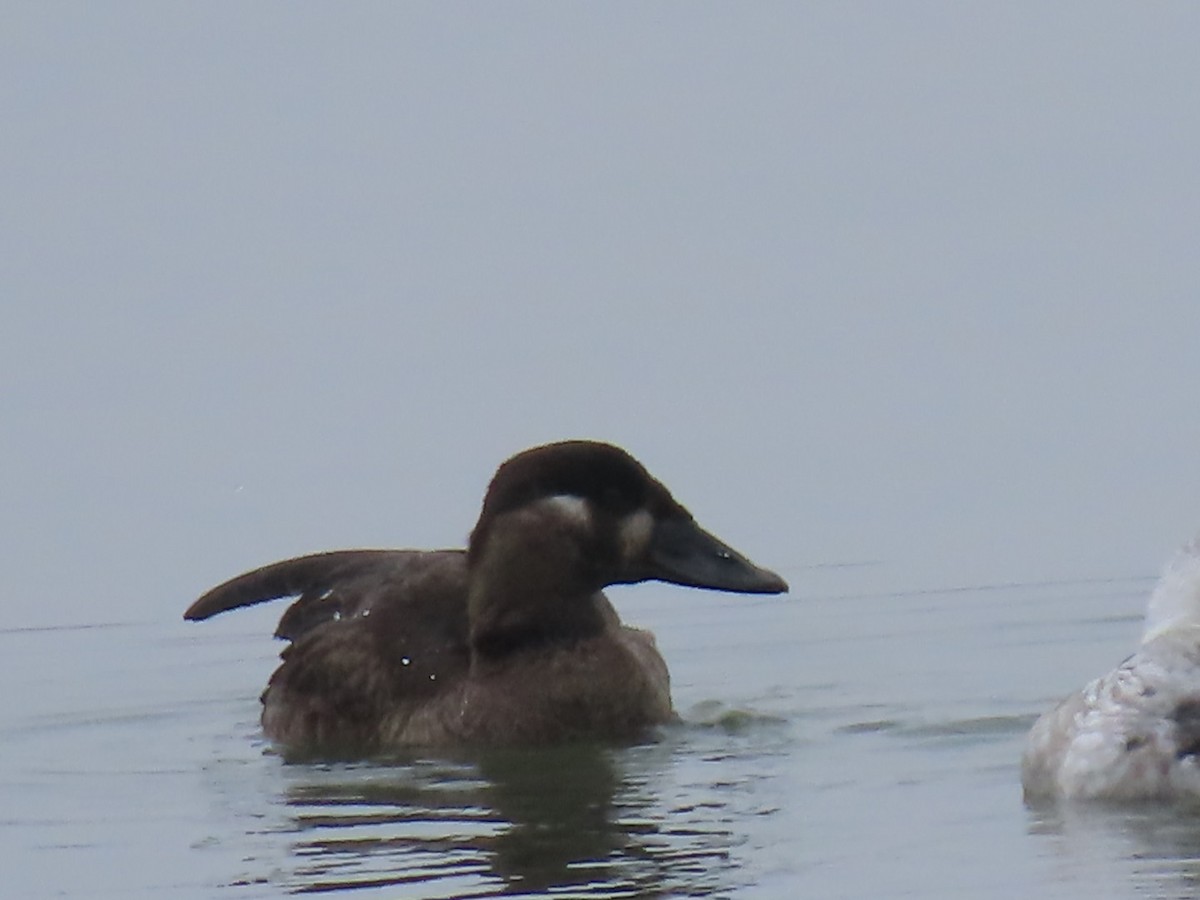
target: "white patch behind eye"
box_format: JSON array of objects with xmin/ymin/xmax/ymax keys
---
[
  {"xmin": 543, "ymin": 494, "xmax": 592, "ymax": 527},
  {"xmin": 619, "ymin": 508, "xmax": 653, "ymax": 559}
]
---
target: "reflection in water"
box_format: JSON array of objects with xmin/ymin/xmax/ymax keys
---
[
  {"xmin": 1027, "ymin": 800, "xmax": 1200, "ymax": 899},
  {"xmin": 281, "ymin": 758, "xmax": 498, "ymax": 895},
  {"xmin": 482, "ymin": 745, "xmax": 628, "ymax": 893},
  {"xmin": 272, "ymin": 734, "xmax": 762, "ymax": 897}
]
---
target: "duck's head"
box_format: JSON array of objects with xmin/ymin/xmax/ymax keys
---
[{"xmin": 467, "ymin": 440, "xmax": 788, "ymax": 596}]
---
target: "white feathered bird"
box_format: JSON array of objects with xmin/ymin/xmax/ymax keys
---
[{"xmin": 1022, "ymin": 537, "xmax": 1200, "ymax": 801}]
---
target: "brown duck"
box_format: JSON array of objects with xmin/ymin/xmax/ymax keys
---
[{"xmin": 184, "ymin": 440, "xmax": 788, "ymax": 756}]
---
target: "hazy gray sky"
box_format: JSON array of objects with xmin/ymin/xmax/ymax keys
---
[{"xmin": 5, "ymin": 4, "xmax": 1200, "ymax": 626}]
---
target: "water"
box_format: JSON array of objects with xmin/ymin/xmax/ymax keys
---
[
  {"xmin": 7, "ymin": 561, "xmax": 1200, "ymax": 898},
  {"xmin": 7, "ymin": 3, "xmax": 1200, "ymax": 896}
]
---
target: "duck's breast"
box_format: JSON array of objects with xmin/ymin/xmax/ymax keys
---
[{"xmin": 458, "ymin": 625, "xmax": 674, "ymax": 744}]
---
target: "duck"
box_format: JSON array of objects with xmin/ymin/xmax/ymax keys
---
[
  {"xmin": 184, "ymin": 440, "xmax": 788, "ymax": 757},
  {"xmin": 1022, "ymin": 536, "xmax": 1200, "ymax": 801}
]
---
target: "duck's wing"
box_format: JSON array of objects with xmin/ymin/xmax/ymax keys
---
[
  {"xmin": 184, "ymin": 549, "xmax": 468, "ymax": 641},
  {"xmin": 259, "ymin": 550, "xmax": 473, "ymax": 753},
  {"xmin": 1023, "ymin": 635, "xmax": 1200, "ymax": 800}
]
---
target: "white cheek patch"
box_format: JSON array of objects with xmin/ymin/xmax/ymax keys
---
[
  {"xmin": 542, "ymin": 494, "xmax": 593, "ymax": 528},
  {"xmin": 619, "ymin": 509, "xmax": 653, "ymax": 560}
]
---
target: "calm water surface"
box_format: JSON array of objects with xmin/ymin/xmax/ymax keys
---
[{"xmin": 6, "ymin": 562, "xmax": 1199, "ymax": 898}]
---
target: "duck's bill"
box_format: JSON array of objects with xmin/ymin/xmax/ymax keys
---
[{"xmin": 644, "ymin": 518, "xmax": 789, "ymax": 595}]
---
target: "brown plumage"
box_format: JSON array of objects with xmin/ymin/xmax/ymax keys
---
[{"xmin": 185, "ymin": 440, "xmax": 787, "ymax": 757}]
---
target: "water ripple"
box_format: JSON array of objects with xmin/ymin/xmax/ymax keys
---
[{"xmin": 231, "ymin": 739, "xmax": 773, "ymax": 897}]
